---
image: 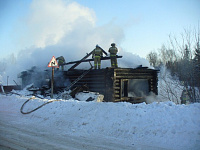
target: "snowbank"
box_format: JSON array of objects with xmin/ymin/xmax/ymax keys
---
[{"xmin": 0, "ymin": 94, "xmax": 200, "ymax": 150}]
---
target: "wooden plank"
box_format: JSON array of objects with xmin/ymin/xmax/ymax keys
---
[
  {"xmin": 115, "ymin": 83, "xmax": 120, "ymax": 86},
  {"xmin": 115, "ymin": 68, "xmax": 156, "ymax": 72},
  {"xmin": 116, "ymin": 73, "xmax": 154, "ymax": 77},
  {"xmin": 116, "ymin": 76, "xmax": 153, "ymax": 79},
  {"xmin": 114, "ymin": 99, "xmax": 122, "ymax": 102},
  {"xmin": 64, "ymin": 56, "xmax": 122, "ymax": 66},
  {"xmin": 114, "ymin": 87, "xmax": 120, "ymax": 89},
  {"xmin": 114, "ymin": 90, "xmax": 120, "ymax": 93},
  {"xmin": 68, "ymin": 50, "xmax": 94, "ymax": 70},
  {"xmin": 114, "ymin": 95, "xmax": 120, "ymax": 97},
  {"xmin": 115, "ymin": 79, "xmax": 120, "ymax": 82},
  {"xmin": 98, "ymin": 46, "xmax": 108, "ymax": 56}
]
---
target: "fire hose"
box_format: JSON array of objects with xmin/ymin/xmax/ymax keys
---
[
  {"xmin": 20, "ymin": 96, "xmax": 61, "ymax": 114},
  {"xmin": 6, "ymin": 91, "xmax": 61, "ymax": 114}
]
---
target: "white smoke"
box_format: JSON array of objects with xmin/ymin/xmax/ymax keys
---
[
  {"xmin": 0, "ymin": 0, "xmax": 151, "ymax": 85},
  {"xmin": 118, "ymin": 51, "xmax": 151, "ymax": 68},
  {"xmin": 20, "ymin": 0, "xmax": 96, "ymax": 48}
]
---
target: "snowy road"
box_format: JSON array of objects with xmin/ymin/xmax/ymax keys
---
[
  {"xmin": 1, "ymin": 116, "xmax": 136, "ymax": 150},
  {"xmin": 0, "ymin": 122, "xmax": 134, "ymax": 150},
  {"xmin": 1, "ymin": 117, "xmax": 163, "ymax": 150},
  {"xmin": 1, "ymin": 95, "xmax": 200, "ymax": 150},
  {"xmin": 0, "ymin": 111, "xmax": 149, "ymax": 150}
]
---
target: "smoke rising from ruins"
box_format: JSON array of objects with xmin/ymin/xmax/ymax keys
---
[{"xmin": 0, "ymin": 0, "xmax": 151, "ymax": 85}]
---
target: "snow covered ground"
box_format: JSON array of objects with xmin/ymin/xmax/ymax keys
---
[{"xmin": 0, "ymin": 92, "xmax": 200, "ymax": 150}]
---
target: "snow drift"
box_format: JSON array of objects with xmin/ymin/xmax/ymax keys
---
[{"xmin": 0, "ymin": 93, "xmax": 200, "ymax": 150}]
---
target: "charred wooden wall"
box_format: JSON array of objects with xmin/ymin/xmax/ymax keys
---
[
  {"xmin": 64, "ymin": 67, "xmax": 158, "ymax": 103},
  {"xmin": 64, "ymin": 68, "xmax": 114, "ymax": 101},
  {"xmin": 112, "ymin": 67, "xmax": 158, "ymax": 103},
  {"xmin": 0, "ymin": 85, "xmax": 21, "ymax": 93}
]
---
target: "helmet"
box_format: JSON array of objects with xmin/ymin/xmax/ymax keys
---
[
  {"xmin": 96, "ymin": 44, "xmax": 99, "ymax": 48},
  {"xmin": 111, "ymin": 43, "xmax": 115, "ymax": 46}
]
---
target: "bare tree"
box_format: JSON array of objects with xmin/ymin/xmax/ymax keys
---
[
  {"xmin": 146, "ymin": 51, "xmax": 159, "ymax": 67},
  {"xmin": 166, "ymin": 27, "xmax": 200, "ymax": 103},
  {"xmin": 158, "ymin": 67, "xmax": 183, "ymax": 104},
  {"xmin": 146, "ymin": 26, "xmax": 200, "ymax": 103}
]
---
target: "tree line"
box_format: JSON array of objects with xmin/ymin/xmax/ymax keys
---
[{"xmin": 146, "ymin": 28, "xmax": 200, "ymax": 103}]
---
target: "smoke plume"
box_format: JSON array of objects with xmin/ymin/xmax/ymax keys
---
[{"xmin": 0, "ymin": 0, "xmax": 151, "ymax": 85}]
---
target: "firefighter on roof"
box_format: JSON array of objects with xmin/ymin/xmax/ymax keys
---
[
  {"xmin": 108, "ymin": 43, "xmax": 118, "ymax": 68},
  {"xmin": 92, "ymin": 45, "xmax": 103, "ymax": 69},
  {"xmin": 56, "ymin": 56, "xmax": 65, "ymax": 71}
]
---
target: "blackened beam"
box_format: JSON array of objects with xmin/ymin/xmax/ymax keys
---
[
  {"xmin": 98, "ymin": 46, "xmax": 108, "ymax": 56},
  {"xmin": 68, "ymin": 46, "xmax": 107, "ymax": 71},
  {"xmin": 68, "ymin": 46, "xmax": 108, "ymax": 70},
  {"xmin": 61, "ymin": 55, "xmax": 122, "ymax": 66},
  {"xmin": 68, "ymin": 50, "xmax": 94, "ymax": 71},
  {"xmin": 67, "ymin": 46, "xmax": 111, "ymax": 71}
]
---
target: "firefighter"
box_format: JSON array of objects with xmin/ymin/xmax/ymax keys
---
[
  {"xmin": 56, "ymin": 56, "xmax": 65, "ymax": 71},
  {"xmin": 92, "ymin": 45, "xmax": 103, "ymax": 69},
  {"xmin": 108, "ymin": 43, "xmax": 118, "ymax": 68},
  {"xmin": 180, "ymin": 88, "xmax": 190, "ymax": 104}
]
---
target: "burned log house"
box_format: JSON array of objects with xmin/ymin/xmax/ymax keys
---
[
  {"xmin": 65, "ymin": 67, "xmax": 158, "ymax": 103},
  {"xmin": 19, "ymin": 48, "xmax": 158, "ymax": 103},
  {"xmin": 60, "ymin": 49, "xmax": 158, "ymax": 103}
]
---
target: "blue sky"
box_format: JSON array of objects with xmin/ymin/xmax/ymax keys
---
[{"xmin": 0, "ymin": 0, "xmax": 200, "ymax": 60}]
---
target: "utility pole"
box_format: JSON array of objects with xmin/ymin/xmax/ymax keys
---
[{"xmin": 7, "ymin": 76, "xmax": 9, "ymax": 86}]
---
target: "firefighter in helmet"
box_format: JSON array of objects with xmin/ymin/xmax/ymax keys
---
[
  {"xmin": 92, "ymin": 45, "xmax": 103, "ymax": 69},
  {"xmin": 56, "ymin": 56, "xmax": 65, "ymax": 71},
  {"xmin": 108, "ymin": 43, "xmax": 118, "ymax": 68},
  {"xmin": 180, "ymin": 88, "xmax": 190, "ymax": 104}
]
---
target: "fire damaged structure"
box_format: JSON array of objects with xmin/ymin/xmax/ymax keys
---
[
  {"xmin": 64, "ymin": 67, "xmax": 158, "ymax": 103},
  {"xmin": 18, "ymin": 48, "xmax": 159, "ymax": 103}
]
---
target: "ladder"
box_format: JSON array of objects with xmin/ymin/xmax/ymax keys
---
[
  {"xmin": 56, "ymin": 66, "xmax": 93, "ymax": 99},
  {"xmin": 65, "ymin": 67, "xmax": 93, "ymax": 91}
]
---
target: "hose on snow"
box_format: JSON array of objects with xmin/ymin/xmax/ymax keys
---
[
  {"xmin": 20, "ymin": 96, "xmax": 61, "ymax": 114},
  {"xmin": 5, "ymin": 91, "xmax": 61, "ymax": 114}
]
